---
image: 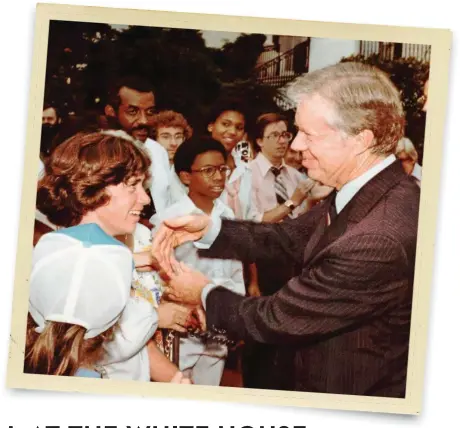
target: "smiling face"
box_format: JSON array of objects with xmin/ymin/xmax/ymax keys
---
[
  {"xmin": 111, "ymin": 86, "xmax": 156, "ymax": 143},
  {"xmin": 208, "ymin": 110, "xmax": 245, "ymax": 153},
  {"xmin": 92, "ymin": 175, "xmax": 150, "ymax": 236},
  {"xmin": 180, "ymin": 151, "xmax": 228, "ymax": 201},
  {"xmin": 291, "ymin": 94, "xmax": 365, "ymax": 188}
]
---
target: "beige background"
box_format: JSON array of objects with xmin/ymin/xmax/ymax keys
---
[{"xmin": 6, "ymin": 2, "xmax": 452, "ymax": 415}]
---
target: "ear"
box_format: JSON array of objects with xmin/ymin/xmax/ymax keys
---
[
  {"xmin": 355, "ymin": 129, "xmax": 375, "ymax": 153},
  {"xmin": 256, "ymin": 138, "xmax": 264, "ymax": 150},
  {"xmin": 105, "ymin": 104, "xmax": 116, "ymax": 118},
  {"xmin": 179, "ymin": 171, "xmax": 192, "ymax": 186},
  {"xmin": 207, "ymin": 123, "xmax": 214, "ymax": 134}
]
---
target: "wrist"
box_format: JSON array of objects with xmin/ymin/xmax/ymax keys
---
[{"xmin": 284, "ymin": 199, "xmax": 297, "ymax": 211}]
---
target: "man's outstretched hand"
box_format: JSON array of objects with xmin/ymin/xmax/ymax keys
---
[{"xmin": 151, "ymin": 214, "xmax": 211, "ymax": 276}]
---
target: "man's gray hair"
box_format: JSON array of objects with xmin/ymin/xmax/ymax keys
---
[{"xmin": 286, "ymin": 62, "xmax": 406, "ymax": 155}]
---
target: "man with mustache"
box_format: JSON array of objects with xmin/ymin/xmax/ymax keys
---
[{"xmin": 105, "ymin": 76, "xmax": 173, "ymax": 220}]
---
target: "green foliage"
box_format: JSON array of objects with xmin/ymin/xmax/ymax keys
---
[
  {"xmin": 44, "ymin": 23, "xmax": 278, "ymax": 136},
  {"xmin": 340, "ymin": 54, "xmax": 429, "ymax": 163}
]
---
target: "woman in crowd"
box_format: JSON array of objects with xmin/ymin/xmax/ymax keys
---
[
  {"xmin": 26, "ymin": 131, "xmax": 191, "ymax": 383},
  {"xmin": 206, "ymin": 98, "xmax": 259, "ymax": 222}
]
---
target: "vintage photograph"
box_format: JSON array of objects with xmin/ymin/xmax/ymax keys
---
[{"xmin": 7, "ymin": 3, "xmax": 452, "ymax": 415}]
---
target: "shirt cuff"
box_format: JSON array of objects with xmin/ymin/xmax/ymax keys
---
[
  {"xmin": 201, "ymin": 283, "xmax": 219, "ymax": 310},
  {"xmin": 194, "ymin": 216, "xmax": 222, "ymax": 249}
]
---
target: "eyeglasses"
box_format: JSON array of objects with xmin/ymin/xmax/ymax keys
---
[
  {"xmin": 158, "ymin": 133, "xmax": 185, "ymax": 143},
  {"xmin": 264, "ymin": 131, "xmax": 293, "ymax": 142},
  {"xmin": 191, "ymin": 165, "xmax": 232, "ymax": 178}
]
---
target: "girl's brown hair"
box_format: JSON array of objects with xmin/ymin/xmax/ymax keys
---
[
  {"xmin": 37, "ymin": 131, "xmax": 151, "ymax": 227},
  {"xmin": 24, "ymin": 313, "xmax": 116, "ymax": 376}
]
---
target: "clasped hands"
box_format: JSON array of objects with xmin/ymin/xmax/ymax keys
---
[{"xmin": 144, "ymin": 215, "xmax": 214, "ymax": 307}]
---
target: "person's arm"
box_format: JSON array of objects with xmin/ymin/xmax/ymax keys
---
[
  {"xmin": 146, "ymin": 340, "xmax": 180, "ymax": 382},
  {"xmin": 199, "ymin": 205, "xmax": 324, "ymax": 267},
  {"xmin": 260, "ymin": 180, "xmax": 311, "ymax": 223},
  {"xmin": 205, "ymin": 232, "xmax": 410, "ymax": 345},
  {"xmin": 103, "ymin": 295, "xmax": 158, "ymax": 364}
]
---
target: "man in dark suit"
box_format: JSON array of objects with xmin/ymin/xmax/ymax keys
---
[{"xmin": 152, "ymin": 62, "xmax": 420, "ymax": 397}]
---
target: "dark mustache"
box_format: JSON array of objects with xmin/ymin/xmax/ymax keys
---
[{"xmin": 132, "ymin": 125, "xmax": 150, "ymax": 133}]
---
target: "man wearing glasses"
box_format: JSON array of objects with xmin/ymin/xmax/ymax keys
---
[{"xmin": 251, "ymin": 112, "xmax": 314, "ymax": 223}]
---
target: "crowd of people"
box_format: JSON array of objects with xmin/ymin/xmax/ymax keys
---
[{"xmin": 27, "ymin": 62, "xmax": 427, "ymax": 396}]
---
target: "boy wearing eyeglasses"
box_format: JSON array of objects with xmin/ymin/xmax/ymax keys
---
[{"xmin": 151, "ymin": 136, "xmax": 245, "ymax": 386}]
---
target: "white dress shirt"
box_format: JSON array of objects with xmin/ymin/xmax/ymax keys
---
[
  {"xmin": 335, "ymin": 154, "xmax": 396, "ymax": 213},
  {"xmin": 143, "ymin": 138, "xmax": 174, "ymax": 220},
  {"xmin": 250, "ymin": 152, "xmax": 307, "ymax": 219}
]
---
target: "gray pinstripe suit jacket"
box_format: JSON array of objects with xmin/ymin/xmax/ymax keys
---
[{"xmin": 201, "ymin": 160, "xmax": 420, "ymax": 396}]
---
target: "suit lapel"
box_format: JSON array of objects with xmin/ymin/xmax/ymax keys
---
[
  {"xmin": 302, "ymin": 197, "xmax": 331, "ymax": 263},
  {"xmin": 304, "ymin": 160, "xmax": 409, "ymax": 265}
]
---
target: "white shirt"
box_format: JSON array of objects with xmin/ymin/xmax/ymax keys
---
[
  {"xmin": 335, "ymin": 154, "xmax": 396, "ymax": 213},
  {"xmin": 101, "ymin": 295, "xmax": 158, "ymax": 381},
  {"xmin": 152, "ymin": 194, "xmax": 245, "ymax": 296},
  {"xmin": 250, "ymin": 152, "xmax": 307, "ymax": 219},
  {"xmin": 220, "ymin": 154, "xmax": 259, "ymax": 221},
  {"xmin": 169, "ymin": 164, "xmax": 189, "ymax": 205},
  {"xmin": 143, "ymin": 138, "xmax": 173, "ymax": 220},
  {"xmin": 101, "ymin": 224, "xmax": 161, "ymax": 382}
]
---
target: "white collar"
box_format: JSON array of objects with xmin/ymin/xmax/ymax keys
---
[
  {"xmin": 254, "ymin": 152, "xmax": 288, "ymax": 177},
  {"xmin": 336, "ymin": 154, "xmax": 396, "ymax": 214}
]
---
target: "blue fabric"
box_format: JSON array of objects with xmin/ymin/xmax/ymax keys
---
[
  {"xmin": 56, "ymin": 223, "xmax": 125, "ymax": 248},
  {"xmin": 55, "ymin": 223, "xmax": 134, "ymax": 269},
  {"xmin": 74, "ymin": 367, "xmax": 101, "ymax": 378}
]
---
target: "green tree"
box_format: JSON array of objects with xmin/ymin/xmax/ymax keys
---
[{"xmin": 45, "ymin": 20, "xmax": 117, "ymax": 114}]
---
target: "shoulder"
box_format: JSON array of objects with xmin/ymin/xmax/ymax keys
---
[
  {"xmin": 214, "ymin": 199, "xmax": 236, "ymax": 219},
  {"xmin": 353, "ymin": 178, "xmax": 420, "ymax": 249},
  {"xmin": 144, "ymin": 138, "xmax": 169, "ymax": 162},
  {"xmin": 56, "ymin": 224, "xmax": 126, "ymax": 248},
  {"xmin": 283, "ymin": 164, "xmax": 303, "ymax": 181}
]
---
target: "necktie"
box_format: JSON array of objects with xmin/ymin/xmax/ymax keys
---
[
  {"xmin": 327, "ymin": 190, "xmax": 338, "ymax": 225},
  {"xmin": 270, "ymin": 166, "xmax": 289, "ymax": 205}
]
